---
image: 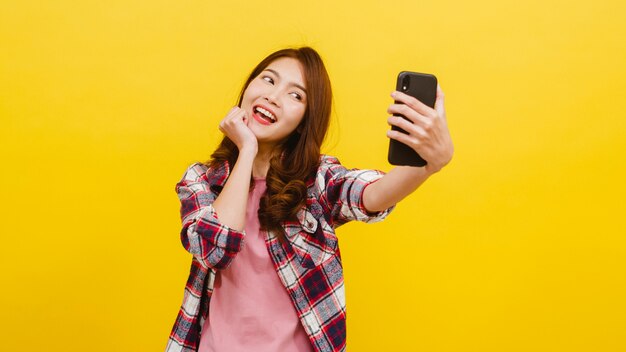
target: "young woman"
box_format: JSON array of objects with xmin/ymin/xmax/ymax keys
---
[{"xmin": 166, "ymin": 47, "xmax": 453, "ymax": 352}]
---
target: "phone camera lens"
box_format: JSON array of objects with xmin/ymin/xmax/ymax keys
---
[{"xmin": 402, "ymin": 75, "xmax": 410, "ymax": 92}]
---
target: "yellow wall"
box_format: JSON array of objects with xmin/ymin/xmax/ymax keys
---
[{"xmin": 2, "ymin": 0, "xmax": 625, "ymax": 351}]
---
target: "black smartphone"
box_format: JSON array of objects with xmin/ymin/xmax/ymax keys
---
[{"xmin": 388, "ymin": 71, "xmax": 438, "ymax": 167}]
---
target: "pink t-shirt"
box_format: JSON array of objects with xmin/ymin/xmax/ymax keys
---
[{"xmin": 198, "ymin": 178, "xmax": 314, "ymax": 352}]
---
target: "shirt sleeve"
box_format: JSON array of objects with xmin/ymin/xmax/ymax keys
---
[
  {"xmin": 316, "ymin": 156, "xmax": 395, "ymax": 228},
  {"xmin": 175, "ymin": 163, "xmax": 245, "ymax": 270}
]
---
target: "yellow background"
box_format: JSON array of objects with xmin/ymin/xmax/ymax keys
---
[{"xmin": 1, "ymin": 0, "xmax": 625, "ymax": 351}]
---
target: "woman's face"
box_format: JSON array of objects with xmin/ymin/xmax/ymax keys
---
[{"xmin": 241, "ymin": 57, "xmax": 307, "ymax": 147}]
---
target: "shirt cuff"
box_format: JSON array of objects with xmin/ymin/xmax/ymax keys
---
[
  {"xmin": 344, "ymin": 170, "xmax": 395, "ymax": 223},
  {"xmin": 194, "ymin": 205, "xmax": 246, "ymax": 253}
]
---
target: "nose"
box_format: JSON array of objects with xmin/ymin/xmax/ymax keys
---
[{"xmin": 263, "ymin": 90, "xmax": 280, "ymax": 107}]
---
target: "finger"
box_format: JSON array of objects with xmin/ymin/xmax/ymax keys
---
[
  {"xmin": 387, "ymin": 104, "xmax": 430, "ymax": 126},
  {"xmin": 242, "ymin": 112, "xmax": 250, "ymax": 125},
  {"xmin": 391, "ymin": 91, "xmax": 435, "ymax": 118},
  {"xmin": 227, "ymin": 106, "xmax": 245, "ymax": 118},
  {"xmin": 221, "ymin": 108, "xmax": 237, "ymax": 126},
  {"xmin": 434, "ymin": 84, "xmax": 446, "ymax": 120},
  {"xmin": 226, "ymin": 106, "xmax": 241, "ymax": 118},
  {"xmin": 386, "ymin": 129, "xmax": 420, "ymax": 151},
  {"xmin": 226, "ymin": 109, "xmax": 246, "ymax": 125},
  {"xmin": 387, "ymin": 115, "xmax": 429, "ymax": 139}
]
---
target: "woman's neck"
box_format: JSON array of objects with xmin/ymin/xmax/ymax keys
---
[{"xmin": 252, "ymin": 143, "xmax": 274, "ymax": 178}]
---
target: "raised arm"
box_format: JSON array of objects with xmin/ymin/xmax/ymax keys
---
[
  {"xmin": 212, "ymin": 106, "xmax": 258, "ymax": 231},
  {"xmin": 363, "ymin": 85, "xmax": 453, "ymax": 212},
  {"xmin": 175, "ymin": 107, "xmax": 257, "ymax": 270}
]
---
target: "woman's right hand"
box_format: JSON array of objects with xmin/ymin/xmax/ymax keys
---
[
  {"xmin": 214, "ymin": 107, "xmax": 257, "ymax": 232},
  {"xmin": 218, "ymin": 107, "xmax": 258, "ymax": 154}
]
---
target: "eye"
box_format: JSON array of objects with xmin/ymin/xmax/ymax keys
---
[
  {"xmin": 262, "ymin": 76, "xmax": 274, "ymax": 84},
  {"xmin": 290, "ymin": 92, "xmax": 303, "ymax": 101}
]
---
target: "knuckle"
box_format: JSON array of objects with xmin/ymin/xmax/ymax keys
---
[{"xmin": 424, "ymin": 120, "xmax": 433, "ymax": 131}]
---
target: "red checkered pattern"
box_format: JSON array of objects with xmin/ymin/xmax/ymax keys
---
[{"xmin": 165, "ymin": 155, "xmax": 394, "ymax": 352}]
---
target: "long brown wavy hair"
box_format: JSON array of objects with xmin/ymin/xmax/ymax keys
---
[{"xmin": 207, "ymin": 47, "xmax": 333, "ymax": 240}]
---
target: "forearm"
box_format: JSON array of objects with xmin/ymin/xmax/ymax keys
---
[
  {"xmin": 212, "ymin": 148, "xmax": 256, "ymax": 231},
  {"xmin": 362, "ymin": 166, "xmax": 434, "ymax": 212}
]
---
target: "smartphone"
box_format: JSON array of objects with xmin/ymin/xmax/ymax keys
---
[{"xmin": 388, "ymin": 71, "xmax": 438, "ymax": 167}]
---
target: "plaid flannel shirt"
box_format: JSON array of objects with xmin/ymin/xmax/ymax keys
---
[{"xmin": 165, "ymin": 155, "xmax": 394, "ymax": 352}]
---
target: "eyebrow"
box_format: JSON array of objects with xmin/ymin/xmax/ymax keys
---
[{"xmin": 264, "ymin": 68, "xmax": 307, "ymax": 93}]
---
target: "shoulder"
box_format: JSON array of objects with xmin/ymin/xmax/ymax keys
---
[
  {"xmin": 317, "ymin": 154, "xmax": 344, "ymax": 174},
  {"xmin": 320, "ymin": 154, "xmax": 340, "ymax": 165}
]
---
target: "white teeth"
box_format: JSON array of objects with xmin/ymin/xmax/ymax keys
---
[{"xmin": 255, "ymin": 106, "xmax": 276, "ymax": 122}]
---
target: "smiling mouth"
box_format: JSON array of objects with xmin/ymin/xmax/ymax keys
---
[{"xmin": 253, "ymin": 106, "xmax": 276, "ymax": 124}]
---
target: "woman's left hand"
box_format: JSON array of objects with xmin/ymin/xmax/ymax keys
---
[{"xmin": 387, "ymin": 84, "xmax": 454, "ymax": 174}]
